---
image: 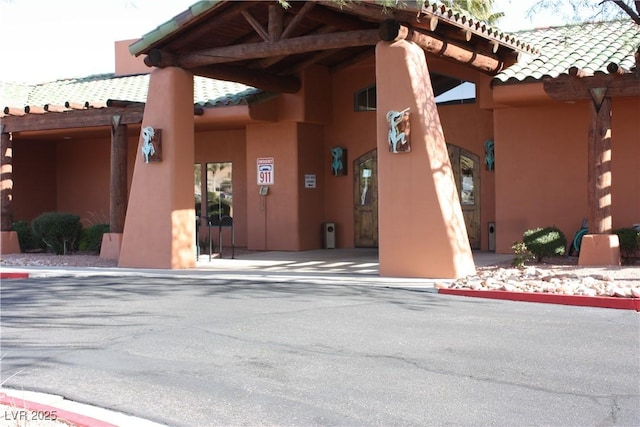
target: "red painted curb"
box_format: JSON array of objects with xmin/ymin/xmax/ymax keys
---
[
  {"xmin": 0, "ymin": 272, "xmax": 29, "ymax": 279},
  {"xmin": 438, "ymin": 288, "xmax": 640, "ymax": 311},
  {"xmin": 0, "ymin": 394, "xmax": 117, "ymax": 427}
]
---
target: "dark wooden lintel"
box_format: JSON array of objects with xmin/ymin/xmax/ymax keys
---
[
  {"xmin": 544, "ymin": 73, "xmax": 640, "ymax": 101},
  {"xmin": 0, "ymin": 106, "xmax": 145, "ymax": 133},
  {"xmin": 147, "ymin": 29, "xmax": 380, "ymax": 69}
]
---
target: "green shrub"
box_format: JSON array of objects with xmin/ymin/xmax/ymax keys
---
[
  {"xmin": 522, "ymin": 226, "xmax": 567, "ymax": 262},
  {"xmin": 511, "ymin": 241, "xmax": 533, "ymax": 268},
  {"xmin": 31, "ymin": 212, "xmax": 82, "ymax": 255},
  {"xmin": 11, "ymin": 220, "xmax": 39, "ymax": 252},
  {"xmin": 79, "ymin": 223, "xmax": 110, "ymax": 253},
  {"xmin": 613, "ymin": 227, "xmax": 639, "ymax": 265}
]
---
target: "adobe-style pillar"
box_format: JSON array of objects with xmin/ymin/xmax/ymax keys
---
[
  {"xmin": 579, "ymin": 93, "xmax": 620, "ymax": 266},
  {"xmin": 118, "ymin": 67, "xmax": 196, "ymax": 268},
  {"xmin": 0, "ymin": 127, "xmax": 20, "ymax": 254},
  {"xmin": 375, "ymin": 39, "xmax": 475, "ymax": 279},
  {"xmin": 100, "ymin": 115, "xmax": 129, "ymax": 260}
]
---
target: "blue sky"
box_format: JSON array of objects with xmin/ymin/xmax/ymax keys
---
[{"xmin": 0, "ymin": 0, "xmax": 563, "ymax": 84}]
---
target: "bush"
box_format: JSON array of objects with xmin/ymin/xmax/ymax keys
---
[
  {"xmin": 613, "ymin": 227, "xmax": 639, "ymax": 265},
  {"xmin": 11, "ymin": 220, "xmax": 40, "ymax": 252},
  {"xmin": 31, "ymin": 212, "xmax": 82, "ymax": 255},
  {"xmin": 511, "ymin": 241, "xmax": 533, "ymax": 268},
  {"xmin": 522, "ymin": 226, "xmax": 567, "ymax": 262},
  {"xmin": 79, "ymin": 223, "xmax": 110, "ymax": 253}
]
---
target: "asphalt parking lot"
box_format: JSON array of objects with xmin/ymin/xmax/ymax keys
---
[{"xmin": 1, "ymin": 274, "xmax": 638, "ymax": 426}]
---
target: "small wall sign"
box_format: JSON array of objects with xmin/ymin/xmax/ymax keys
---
[
  {"xmin": 257, "ymin": 157, "xmax": 274, "ymax": 185},
  {"xmin": 304, "ymin": 174, "xmax": 316, "ymax": 188}
]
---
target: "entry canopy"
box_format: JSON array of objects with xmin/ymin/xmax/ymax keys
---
[{"xmin": 130, "ymin": 0, "xmax": 537, "ymax": 93}]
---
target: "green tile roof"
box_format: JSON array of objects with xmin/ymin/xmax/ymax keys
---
[
  {"xmin": 1, "ymin": 73, "xmax": 262, "ymax": 111},
  {"xmin": 494, "ymin": 20, "xmax": 640, "ymax": 84}
]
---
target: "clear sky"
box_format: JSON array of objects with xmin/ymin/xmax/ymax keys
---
[{"xmin": 0, "ymin": 0, "xmax": 565, "ymax": 84}]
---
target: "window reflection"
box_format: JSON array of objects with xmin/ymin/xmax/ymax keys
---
[
  {"xmin": 206, "ymin": 162, "xmax": 233, "ymax": 220},
  {"xmin": 360, "ymin": 160, "xmax": 372, "ymax": 205},
  {"xmin": 460, "ymin": 155, "xmax": 475, "ymax": 205}
]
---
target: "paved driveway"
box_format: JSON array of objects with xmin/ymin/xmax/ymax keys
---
[{"xmin": 1, "ymin": 274, "xmax": 638, "ymax": 426}]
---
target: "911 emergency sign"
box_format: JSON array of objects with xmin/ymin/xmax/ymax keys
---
[{"xmin": 257, "ymin": 157, "xmax": 274, "ymax": 185}]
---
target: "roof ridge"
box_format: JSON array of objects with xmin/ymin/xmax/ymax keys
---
[{"xmin": 510, "ymin": 18, "xmax": 635, "ymax": 34}]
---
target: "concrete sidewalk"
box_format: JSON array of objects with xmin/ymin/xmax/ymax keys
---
[{"xmin": 1, "ymin": 249, "xmax": 513, "ymax": 283}]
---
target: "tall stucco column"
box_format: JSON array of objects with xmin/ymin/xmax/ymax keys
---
[
  {"xmin": 118, "ymin": 67, "xmax": 196, "ymax": 268},
  {"xmin": 375, "ymin": 40, "xmax": 475, "ymax": 279}
]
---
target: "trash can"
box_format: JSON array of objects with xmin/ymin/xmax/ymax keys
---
[
  {"xmin": 488, "ymin": 222, "xmax": 496, "ymax": 252},
  {"xmin": 323, "ymin": 222, "xmax": 336, "ymax": 249}
]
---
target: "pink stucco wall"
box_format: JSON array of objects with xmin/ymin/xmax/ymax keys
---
[
  {"xmin": 12, "ymin": 140, "xmax": 57, "ymax": 222},
  {"xmin": 494, "ymin": 94, "xmax": 640, "ymax": 253}
]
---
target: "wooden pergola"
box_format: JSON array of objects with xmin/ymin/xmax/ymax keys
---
[
  {"xmin": 132, "ymin": 1, "xmax": 535, "ymax": 90},
  {"xmin": 0, "ymin": 101, "xmax": 204, "ymax": 235}
]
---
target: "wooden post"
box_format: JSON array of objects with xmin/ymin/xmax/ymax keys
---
[
  {"xmin": 587, "ymin": 92, "xmax": 612, "ymax": 234},
  {"xmin": 0, "ymin": 127, "xmax": 13, "ymax": 231},
  {"xmin": 110, "ymin": 115, "xmax": 128, "ymax": 233}
]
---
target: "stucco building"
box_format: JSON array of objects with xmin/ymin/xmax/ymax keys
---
[{"xmin": 1, "ymin": 1, "xmax": 638, "ymax": 277}]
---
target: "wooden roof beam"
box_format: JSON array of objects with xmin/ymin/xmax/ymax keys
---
[
  {"xmin": 544, "ymin": 73, "xmax": 640, "ymax": 101},
  {"xmin": 166, "ymin": 2, "xmax": 258, "ymax": 51},
  {"xmin": 145, "ymin": 29, "xmax": 380, "ymax": 69},
  {"xmin": 379, "ymin": 20, "xmax": 503, "ymax": 74},
  {"xmin": 1, "ymin": 106, "xmax": 145, "ymax": 133},
  {"xmin": 242, "ymin": 10, "xmax": 270, "ymax": 42},
  {"xmin": 192, "ymin": 64, "xmax": 301, "ymax": 94},
  {"xmin": 268, "ymin": 4, "xmax": 284, "ymax": 41},
  {"xmin": 305, "ymin": 4, "xmax": 372, "ymax": 31},
  {"xmin": 281, "ymin": 1, "xmax": 315, "ymax": 38}
]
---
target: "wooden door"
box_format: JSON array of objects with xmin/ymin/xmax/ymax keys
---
[
  {"xmin": 353, "ymin": 149, "xmax": 378, "ymax": 247},
  {"xmin": 447, "ymin": 145, "xmax": 481, "ymax": 249}
]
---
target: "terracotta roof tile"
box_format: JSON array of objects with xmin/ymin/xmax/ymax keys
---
[
  {"xmin": 1, "ymin": 73, "xmax": 261, "ymax": 114},
  {"xmin": 494, "ymin": 20, "xmax": 640, "ymax": 84}
]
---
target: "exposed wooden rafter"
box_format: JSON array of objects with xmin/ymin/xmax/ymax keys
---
[
  {"xmin": 1, "ymin": 106, "xmax": 145, "ymax": 133},
  {"xmin": 242, "ymin": 10, "xmax": 270, "ymax": 42},
  {"xmin": 192, "ymin": 64, "xmax": 301, "ymax": 94},
  {"xmin": 167, "ymin": 2, "xmax": 257, "ymax": 51},
  {"xmin": 379, "ymin": 20, "xmax": 503, "ymax": 74},
  {"xmin": 145, "ymin": 29, "xmax": 381, "ymax": 69}
]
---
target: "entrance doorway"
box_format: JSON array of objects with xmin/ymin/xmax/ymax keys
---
[
  {"xmin": 447, "ymin": 145, "xmax": 481, "ymax": 249},
  {"xmin": 353, "ymin": 149, "xmax": 378, "ymax": 247},
  {"xmin": 352, "ymin": 146, "xmax": 480, "ymax": 250}
]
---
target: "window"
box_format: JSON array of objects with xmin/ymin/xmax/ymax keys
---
[
  {"xmin": 206, "ymin": 162, "xmax": 233, "ymax": 220},
  {"xmin": 194, "ymin": 162, "xmax": 233, "ymax": 220},
  {"xmin": 352, "ymin": 73, "xmax": 474, "ymax": 112},
  {"xmin": 354, "ymin": 85, "xmax": 376, "ymax": 111},
  {"xmin": 194, "ymin": 164, "xmax": 202, "ymax": 217},
  {"xmin": 460, "ymin": 154, "xmax": 475, "ymax": 205},
  {"xmin": 432, "ymin": 73, "xmax": 476, "ymax": 105}
]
